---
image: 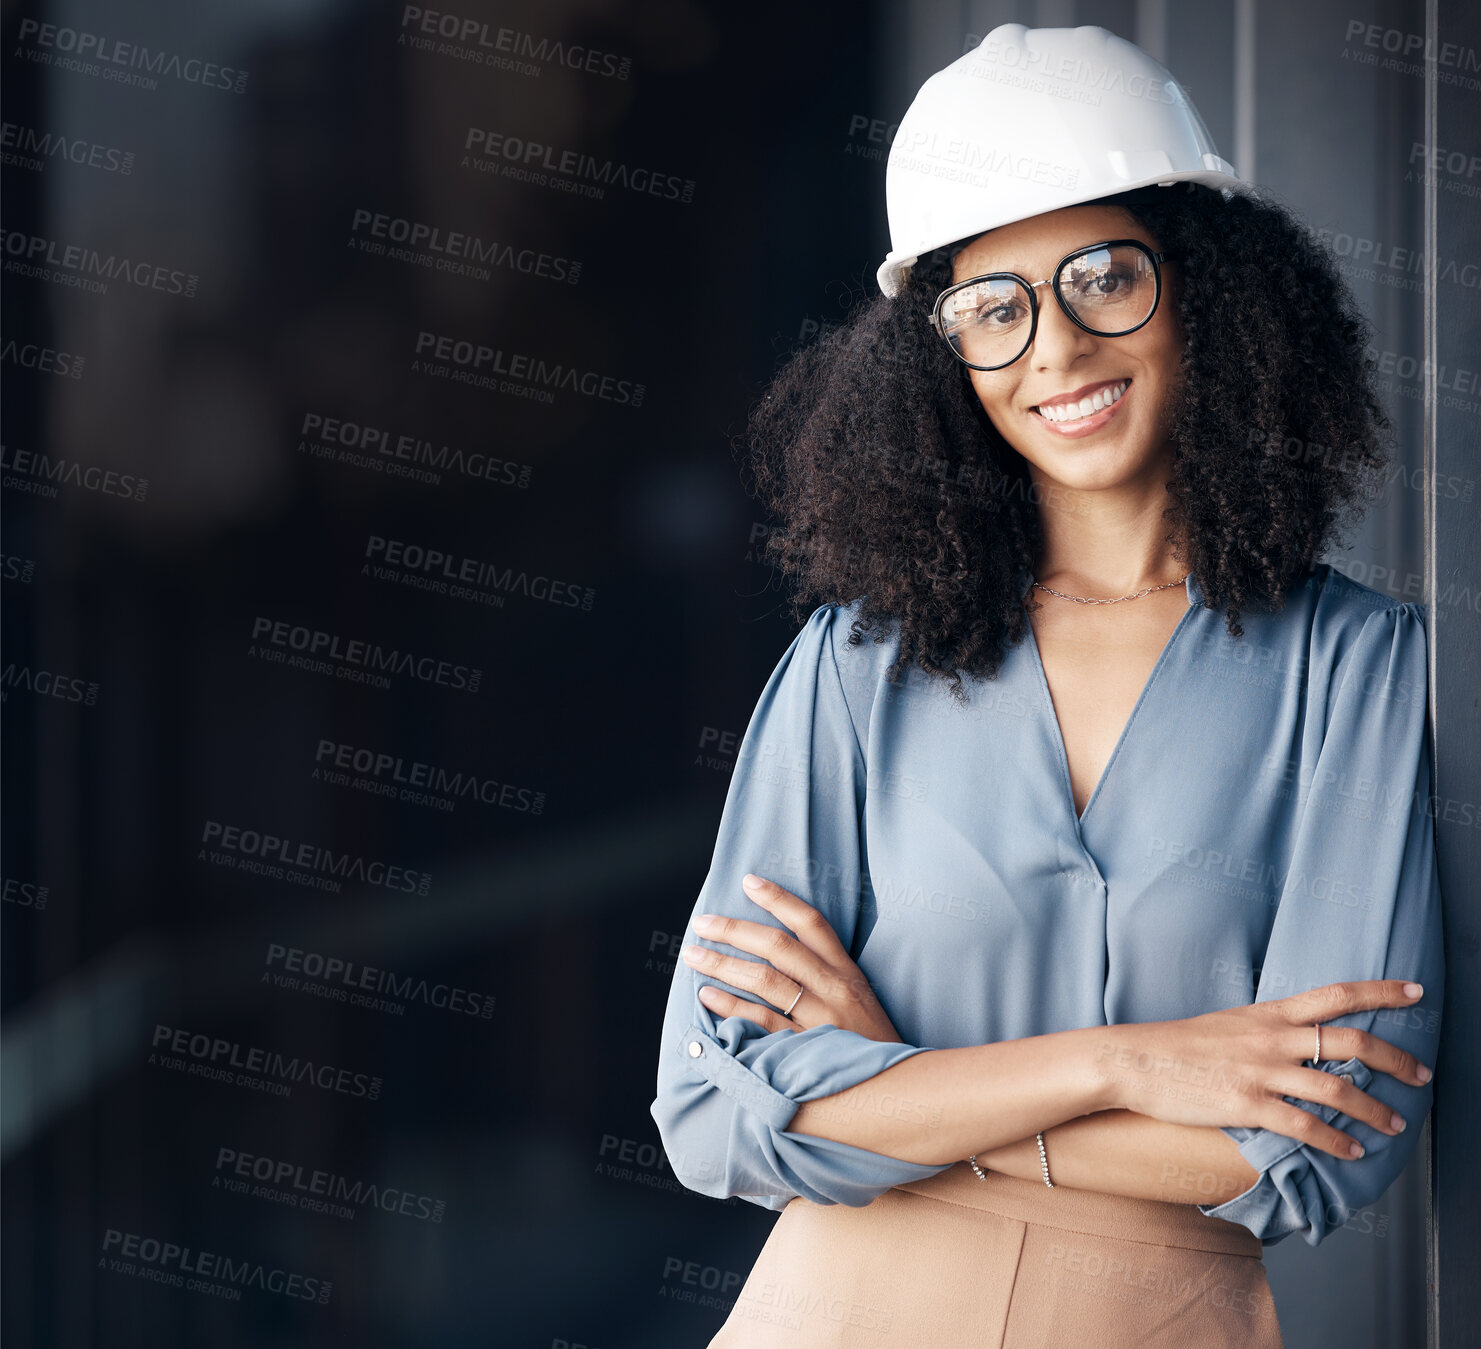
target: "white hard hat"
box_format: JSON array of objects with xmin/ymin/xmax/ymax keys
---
[{"xmin": 876, "ymin": 24, "xmax": 1256, "ymax": 297}]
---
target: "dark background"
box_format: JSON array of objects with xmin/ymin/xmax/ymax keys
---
[{"xmin": 3, "ymin": 2, "xmax": 1474, "ymax": 1346}]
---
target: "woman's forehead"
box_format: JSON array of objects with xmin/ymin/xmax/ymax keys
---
[{"xmin": 953, "ymin": 205, "xmax": 1149, "ymax": 271}]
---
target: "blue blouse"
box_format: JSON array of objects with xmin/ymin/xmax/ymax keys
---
[{"xmin": 649, "ymin": 563, "xmax": 1444, "ymax": 1246}]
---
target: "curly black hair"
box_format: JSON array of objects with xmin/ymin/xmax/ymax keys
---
[{"xmin": 742, "ymin": 182, "xmax": 1392, "ymax": 701}]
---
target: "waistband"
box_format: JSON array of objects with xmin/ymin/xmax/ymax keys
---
[{"xmin": 893, "ymin": 1162, "xmax": 1262, "ymax": 1259}]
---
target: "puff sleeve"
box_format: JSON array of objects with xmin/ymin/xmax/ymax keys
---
[
  {"xmin": 1198, "ymin": 602, "xmax": 1445, "ymax": 1245},
  {"xmin": 649, "ymin": 603, "xmax": 955, "ymax": 1211}
]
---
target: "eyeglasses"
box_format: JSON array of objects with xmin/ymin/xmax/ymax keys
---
[{"xmin": 929, "ymin": 238, "xmax": 1171, "ymax": 372}]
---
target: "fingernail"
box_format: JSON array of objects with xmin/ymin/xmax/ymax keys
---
[
  {"xmin": 1349, "ymin": 1142, "xmax": 1365, "ymax": 1158},
  {"xmin": 693, "ymin": 914, "xmax": 717, "ymax": 931},
  {"xmin": 681, "ymin": 944, "xmax": 705, "ymax": 963},
  {"xmin": 697, "ymin": 985, "xmax": 718, "ymax": 1004},
  {"xmin": 1391, "ymin": 1113, "xmax": 1406, "ymax": 1132},
  {"xmin": 742, "ymin": 874, "xmax": 763, "ymax": 890},
  {"xmin": 1416, "ymin": 1064, "xmax": 1433, "ymax": 1083},
  {"xmin": 1404, "ymin": 982, "xmax": 1423, "ymax": 998}
]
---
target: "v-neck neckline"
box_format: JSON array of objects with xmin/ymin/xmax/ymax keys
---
[{"xmin": 1020, "ymin": 571, "xmax": 1200, "ymax": 831}]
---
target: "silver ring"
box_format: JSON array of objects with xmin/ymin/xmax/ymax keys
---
[
  {"xmin": 1314, "ymin": 1023, "xmax": 1322, "ymax": 1066},
  {"xmin": 784, "ymin": 987, "xmax": 804, "ymax": 1018}
]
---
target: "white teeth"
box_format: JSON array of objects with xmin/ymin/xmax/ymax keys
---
[{"xmin": 1036, "ymin": 380, "xmax": 1128, "ymax": 423}]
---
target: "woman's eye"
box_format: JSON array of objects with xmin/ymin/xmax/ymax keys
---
[
  {"xmin": 1071, "ymin": 269, "xmax": 1131, "ymax": 297},
  {"xmin": 973, "ymin": 304, "xmax": 1023, "ymax": 326}
]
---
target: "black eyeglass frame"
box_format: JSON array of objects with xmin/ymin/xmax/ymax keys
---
[{"xmin": 929, "ymin": 238, "xmax": 1172, "ymax": 372}]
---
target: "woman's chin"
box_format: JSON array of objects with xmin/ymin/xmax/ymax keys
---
[{"xmin": 1017, "ymin": 444, "xmax": 1167, "ymax": 495}]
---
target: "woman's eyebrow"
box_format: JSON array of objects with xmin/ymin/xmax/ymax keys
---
[
  {"xmin": 959, "ymin": 243, "xmax": 1130, "ymax": 278},
  {"xmin": 957, "ymin": 248, "xmax": 1057, "ymax": 275},
  {"xmin": 958, "ymin": 257, "xmax": 1033, "ymax": 276},
  {"xmin": 956, "ymin": 260, "xmax": 1011, "ymax": 277}
]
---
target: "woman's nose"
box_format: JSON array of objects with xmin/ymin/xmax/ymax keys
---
[{"xmin": 1028, "ymin": 288, "xmax": 1098, "ymax": 369}]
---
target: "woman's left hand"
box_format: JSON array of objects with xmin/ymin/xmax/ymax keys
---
[{"xmin": 681, "ymin": 873, "xmax": 904, "ymax": 1042}]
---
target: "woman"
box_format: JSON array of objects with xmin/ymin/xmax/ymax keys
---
[{"xmin": 649, "ymin": 24, "xmax": 1443, "ymax": 1348}]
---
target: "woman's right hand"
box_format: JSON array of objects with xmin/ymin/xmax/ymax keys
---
[{"xmin": 1094, "ymin": 980, "xmax": 1434, "ymax": 1159}]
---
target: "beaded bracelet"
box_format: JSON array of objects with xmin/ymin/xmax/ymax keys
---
[
  {"xmin": 1036, "ymin": 1130, "xmax": 1056, "ymax": 1188},
  {"xmin": 967, "ymin": 1131, "xmax": 1055, "ymax": 1188}
]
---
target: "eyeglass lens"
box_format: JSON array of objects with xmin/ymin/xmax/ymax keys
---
[{"xmin": 939, "ymin": 244, "xmax": 1158, "ymax": 369}]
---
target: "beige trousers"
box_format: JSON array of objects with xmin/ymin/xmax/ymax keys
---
[{"xmin": 707, "ymin": 1162, "xmax": 1283, "ymax": 1348}]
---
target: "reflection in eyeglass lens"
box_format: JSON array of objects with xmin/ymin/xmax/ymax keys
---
[
  {"xmin": 1058, "ymin": 247, "xmax": 1156, "ymax": 322},
  {"xmin": 940, "ymin": 244, "xmax": 1158, "ymax": 368}
]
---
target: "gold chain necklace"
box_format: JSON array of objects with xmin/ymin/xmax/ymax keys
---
[{"xmin": 1032, "ymin": 572, "xmax": 1191, "ymax": 605}]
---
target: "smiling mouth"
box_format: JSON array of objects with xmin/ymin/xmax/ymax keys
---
[{"xmin": 1031, "ymin": 378, "xmax": 1131, "ymax": 425}]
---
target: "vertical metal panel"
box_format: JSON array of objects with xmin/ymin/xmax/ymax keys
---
[
  {"xmin": 1427, "ymin": 0, "xmax": 1481, "ymax": 1342},
  {"xmin": 1036, "ymin": 0, "xmax": 1079, "ymax": 26},
  {"xmin": 1136, "ymin": 0, "xmax": 1169, "ymax": 62},
  {"xmin": 1423, "ymin": 5, "xmax": 1440, "ymax": 1345},
  {"xmin": 1234, "ymin": 0, "xmax": 1257, "ymax": 180}
]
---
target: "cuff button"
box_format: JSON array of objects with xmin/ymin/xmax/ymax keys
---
[{"xmin": 687, "ymin": 1040, "xmax": 703, "ymax": 1057}]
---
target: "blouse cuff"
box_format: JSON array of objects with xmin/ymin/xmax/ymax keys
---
[
  {"xmin": 1197, "ymin": 1055, "xmax": 1378, "ymax": 1245},
  {"xmin": 657, "ymin": 1010, "xmax": 956, "ymax": 1211}
]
